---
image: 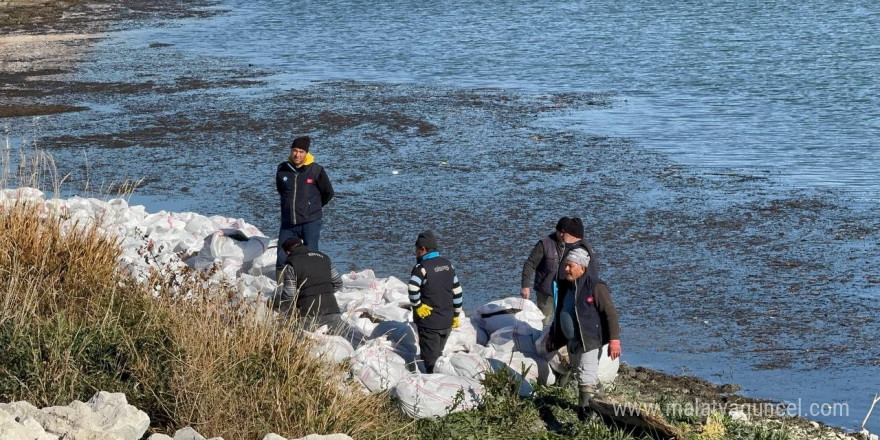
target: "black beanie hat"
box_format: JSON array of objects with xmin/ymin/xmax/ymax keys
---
[
  {"xmin": 291, "ymin": 136, "xmax": 310, "ymax": 152},
  {"xmin": 282, "ymin": 237, "xmax": 304, "ymax": 253},
  {"xmin": 415, "ymin": 231, "xmax": 439, "ymax": 250},
  {"xmin": 555, "ymin": 216, "xmax": 571, "ymax": 232},
  {"xmin": 563, "ymin": 217, "xmax": 584, "ymax": 239}
]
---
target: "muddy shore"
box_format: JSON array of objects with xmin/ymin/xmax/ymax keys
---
[{"xmin": 3, "ymin": 1, "xmax": 879, "ymax": 438}]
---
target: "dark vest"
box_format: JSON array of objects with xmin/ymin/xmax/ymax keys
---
[
  {"xmin": 277, "ymin": 162, "xmax": 325, "ymax": 227},
  {"xmin": 284, "ymin": 247, "xmax": 340, "ymax": 317},
  {"xmin": 573, "ymin": 276, "xmax": 604, "ymax": 352},
  {"xmin": 534, "ymin": 235, "xmax": 562, "ymax": 295},
  {"xmin": 415, "ymin": 254, "xmax": 456, "ymax": 330}
]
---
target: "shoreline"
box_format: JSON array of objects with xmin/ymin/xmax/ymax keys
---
[{"xmin": 2, "ymin": 2, "xmax": 877, "ymax": 439}]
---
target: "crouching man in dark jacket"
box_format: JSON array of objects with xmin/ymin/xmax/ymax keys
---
[
  {"xmin": 408, "ymin": 231, "xmax": 463, "ymax": 373},
  {"xmin": 549, "ymin": 247, "xmax": 621, "ymax": 413},
  {"xmin": 275, "ymin": 237, "xmax": 345, "ymax": 333}
]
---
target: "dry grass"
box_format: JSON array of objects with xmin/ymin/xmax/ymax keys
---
[{"xmin": 0, "ymin": 200, "xmax": 412, "ymax": 439}]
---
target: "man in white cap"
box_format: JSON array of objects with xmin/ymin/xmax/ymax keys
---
[{"xmin": 548, "ymin": 247, "xmax": 621, "ymax": 414}]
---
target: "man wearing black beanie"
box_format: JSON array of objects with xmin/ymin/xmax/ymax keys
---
[
  {"xmin": 521, "ymin": 217, "xmax": 576, "ymax": 324},
  {"xmin": 275, "ymin": 135, "xmax": 335, "ymax": 283},
  {"xmin": 408, "ymin": 230, "xmax": 464, "ymax": 373}
]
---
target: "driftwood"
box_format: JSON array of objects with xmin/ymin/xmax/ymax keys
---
[{"xmin": 589, "ymin": 394, "xmax": 686, "ymax": 440}]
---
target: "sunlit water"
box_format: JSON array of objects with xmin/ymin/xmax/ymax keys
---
[
  {"xmin": 4, "ymin": 0, "xmax": 880, "ymax": 432},
  {"xmin": 133, "ymin": 0, "xmax": 880, "ymax": 193}
]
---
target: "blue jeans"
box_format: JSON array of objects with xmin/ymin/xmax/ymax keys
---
[{"xmin": 276, "ymin": 219, "xmax": 322, "ymax": 270}]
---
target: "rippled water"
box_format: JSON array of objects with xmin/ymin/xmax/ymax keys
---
[
  {"xmin": 135, "ymin": 0, "xmax": 880, "ymax": 192},
  {"xmin": 4, "ymin": 0, "xmax": 880, "ymax": 432}
]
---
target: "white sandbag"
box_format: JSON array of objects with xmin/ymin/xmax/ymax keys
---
[
  {"xmin": 487, "ymin": 323, "xmax": 539, "ymax": 355},
  {"xmin": 248, "ymin": 240, "xmax": 278, "ymax": 278},
  {"xmin": 351, "ymin": 338, "xmax": 411, "ymax": 392},
  {"xmin": 382, "ymin": 276, "xmax": 409, "ymax": 303},
  {"xmin": 597, "ymin": 343, "xmax": 620, "ymax": 384},
  {"xmin": 305, "ymin": 330, "xmax": 355, "ymax": 364},
  {"xmin": 195, "ymin": 231, "xmax": 244, "ymax": 271},
  {"xmin": 474, "ymin": 297, "xmax": 544, "ymax": 336},
  {"xmin": 392, "ymin": 373, "xmax": 483, "ymax": 419},
  {"xmin": 434, "ymin": 352, "xmax": 490, "ymax": 380},
  {"xmin": 444, "ymin": 314, "xmax": 479, "ymax": 354},
  {"xmin": 142, "ymin": 211, "xmax": 183, "ymax": 234},
  {"xmin": 342, "ymin": 269, "xmax": 384, "ymax": 291},
  {"xmin": 533, "ymin": 326, "xmax": 565, "ymax": 373},
  {"xmin": 237, "ymin": 274, "xmax": 276, "ymax": 299},
  {"xmin": 370, "ymin": 321, "xmax": 420, "ymax": 367},
  {"xmin": 208, "ymin": 215, "xmax": 263, "ymax": 238},
  {"xmin": 0, "ymin": 187, "xmax": 44, "ymax": 202},
  {"xmin": 488, "ymin": 352, "xmax": 545, "ymax": 394},
  {"xmin": 462, "ymin": 343, "xmax": 496, "ymax": 359},
  {"xmin": 362, "ymin": 303, "xmax": 411, "ymax": 323},
  {"xmin": 342, "ymin": 311, "xmax": 378, "ymax": 344},
  {"xmin": 337, "ymin": 288, "xmax": 386, "ymax": 310}
]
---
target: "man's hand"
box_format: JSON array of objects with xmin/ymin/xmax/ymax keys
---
[
  {"xmin": 452, "ymin": 316, "xmax": 460, "ymax": 329},
  {"xmin": 608, "ymin": 340, "xmax": 621, "ymax": 360},
  {"xmin": 520, "ymin": 287, "xmax": 531, "ymax": 299},
  {"xmin": 415, "ymin": 303, "xmax": 433, "ymax": 319}
]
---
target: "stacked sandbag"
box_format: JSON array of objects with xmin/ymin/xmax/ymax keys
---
[
  {"xmin": 1, "ymin": 188, "xmax": 278, "ymax": 302},
  {"xmin": 391, "ymin": 373, "xmax": 483, "ymax": 419}
]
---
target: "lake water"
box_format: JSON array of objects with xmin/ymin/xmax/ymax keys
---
[
  {"xmin": 5, "ymin": 0, "xmax": 880, "ymax": 432},
  {"xmin": 135, "ymin": 0, "xmax": 880, "ymax": 192}
]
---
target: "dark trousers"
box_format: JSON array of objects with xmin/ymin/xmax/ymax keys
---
[
  {"xmin": 276, "ymin": 219, "xmax": 322, "ymax": 269},
  {"xmin": 417, "ymin": 326, "xmax": 451, "ymax": 374}
]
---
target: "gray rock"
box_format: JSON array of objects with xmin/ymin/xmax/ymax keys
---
[
  {"xmin": 147, "ymin": 434, "xmax": 174, "ymax": 440},
  {"xmin": 38, "ymin": 403, "xmax": 98, "ymax": 435},
  {"xmin": 87, "ymin": 391, "xmax": 151, "ymax": 440},
  {"xmin": 0, "ymin": 412, "xmax": 53, "ymax": 440},
  {"xmin": 262, "ymin": 434, "xmax": 288, "ymax": 440},
  {"xmin": 0, "ymin": 400, "xmax": 41, "ymax": 420},
  {"xmin": 173, "ymin": 426, "xmax": 207, "ymax": 440}
]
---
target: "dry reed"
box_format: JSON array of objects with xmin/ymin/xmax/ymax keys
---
[{"xmin": 0, "ymin": 199, "xmax": 412, "ymax": 439}]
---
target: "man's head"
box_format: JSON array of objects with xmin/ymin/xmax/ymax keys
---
[
  {"xmin": 563, "ymin": 247, "xmax": 591, "ymax": 281},
  {"xmin": 554, "ymin": 216, "xmax": 571, "ymax": 241},
  {"xmin": 282, "ymin": 236, "xmax": 304, "ymax": 254},
  {"xmin": 289, "ymin": 136, "xmax": 311, "ymax": 167},
  {"xmin": 560, "ymin": 217, "xmax": 584, "ymax": 244},
  {"xmin": 414, "ymin": 230, "xmax": 438, "ymax": 257}
]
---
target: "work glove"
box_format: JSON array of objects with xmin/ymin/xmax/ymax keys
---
[
  {"xmin": 451, "ymin": 316, "xmax": 460, "ymax": 329},
  {"xmin": 415, "ymin": 303, "xmax": 433, "ymax": 319},
  {"xmin": 608, "ymin": 340, "xmax": 621, "ymax": 360}
]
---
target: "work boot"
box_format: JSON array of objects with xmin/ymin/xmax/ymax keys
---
[{"xmin": 577, "ymin": 385, "xmax": 597, "ymax": 420}]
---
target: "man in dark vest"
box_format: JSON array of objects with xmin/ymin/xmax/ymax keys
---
[
  {"xmin": 275, "ymin": 135, "xmax": 334, "ymax": 282},
  {"xmin": 521, "ymin": 217, "xmax": 581, "ymax": 324},
  {"xmin": 407, "ymin": 231, "xmax": 463, "ymax": 374},
  {"xmin": 549, "ymin": 247, "xmax": 621, "ymax": 414},
  {"xmin": 274, "ymin": 237, "xmax": 345, "ymax": 332}
]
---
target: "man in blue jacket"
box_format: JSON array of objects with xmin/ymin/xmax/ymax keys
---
[
  {"xmin": 275, "ymin": 136, "xmax": 334, "ymax": 282},
  {"xmin": 408, "ymin": 231, "xmax": 463, "ymax": 373}
]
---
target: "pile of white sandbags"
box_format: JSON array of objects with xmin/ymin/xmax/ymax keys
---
[
  {"xmin": 321, "ymin": 270, "xmax": 620, "ymax": 418},
  {"xmin": 1, "ymin": 188, "xmax": 276, "ymax": 304},
  {"xmin": 1, "ymin": 188, "xmax": 619, "ymax": 421}
]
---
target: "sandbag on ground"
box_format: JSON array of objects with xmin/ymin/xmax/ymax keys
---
[{"xmin": 392, "ymin": 373, "xmax": 483, "ymax": 419}]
